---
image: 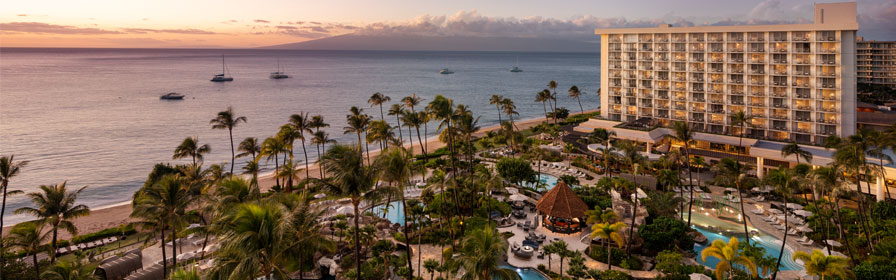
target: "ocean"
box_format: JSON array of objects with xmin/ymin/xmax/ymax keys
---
[{"xmin": 0, "ymin": 48, "xmax": 600, "ymax": 224}]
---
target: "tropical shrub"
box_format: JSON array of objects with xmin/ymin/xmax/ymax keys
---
[
  {"xmin": 496, "ymin": 157, "xmax": 536, "ymax": 185},
  {"xmin": 638, "ymin": 216, "xmax": 694, "ymax": 255}
]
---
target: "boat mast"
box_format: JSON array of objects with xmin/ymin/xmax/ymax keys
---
[{"xmin": 221, "ymin": 55, "xmax": 225, "ymax": 75}]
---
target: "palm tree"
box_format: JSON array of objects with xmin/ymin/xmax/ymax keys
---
[
  {"xmin": 729, "ymin": 111, "xmax": 753, "ymax": 154},
  {"xmin": 237, "ymin": 137, "xmax": 261, "ymax": 159},
  {"xmin": 4, "ymin": 221, "xmax": 45, "ymax": 277},
  {"xmin": 424, "ymin": 259, "xmax": 440, "ymax": 280},
  {"xmin": 210, "ymin": 107, "xmax": 248, "ymax": 174},
  {"xmin": 173, "ymin": 136, "xmax": 210, "ymax": 166},
  {"xmin": 447, "ymin": 227, "xmax": 520, "ymax": 280},
  {"xmin": 489, "ymin": 94, "xmax": 505, "ymax": 125},
  {"xmin": 427, "ymin": 95, "xmax": 464, "ymax": 223},
  {"xmin": 644, "ymin": 191, "xmax": 684, "ymax": 218},
  {"xmin": 366, "ymin": 120, "xmax": 395, "ymax": 151},
  {"xmin": 669, "ymin": 121, "xmax": 697, "ymax": 226},
  {"xmin": 0, "ymin": 154, "xmax": 27, "ymax": 275},
  {"xmin": 535, "ymin": 89, "xmax": 552, "ymax": 121},
  {"xmin": 207, "ymin": 202, "xmax": 291, "ymax": 280},
  {"xmin": 260, "ymin": 136, "xmax": 288, "ymax": 188},
  {"xmin": 402, "ymin": 94, "xmax": 425, "ymax": 152},
  {"xmin": 568, "ymin": 85, "xmax": 584, "ymax": 114},
  {"xmin": 311, "ymin": 131, "xmax": 335, "ymax": 178},
  {"xmin": 701, "ymin": 237, "xmax": 758, "ymax": 280},
  {"xmin": 277, "ymin": 160, "xmax": 303, "ymax": 191},
  {"xmin": 765, "ymin": 167, "xmax": 798, "ymax": 280},
  {"xmin": 131, "ymin": 174, "xmax": 192, "ymax": 271},
  {"xmin": 547, "ymin": 80, "xmax": 559, "ymax": 123},
  {"xmin": 313, "ymin": 145, "xmax": 390, "ymax": 280},
  {"xmin": 388, "ymin": 103, "xmax": 406, "ymax": 143},
  {"xmin": 824, "ymin": 131, "xmax": 875, "ymax": 250},
  {"xmin": 590, "ymin": 221, "xmax": 626, "ymax": 270},
  {"xmin": 501, "ymin": 98, "xmax": 519, "ymax": 150},
  {"xmin": 289, "ymin": 112, "xmax": 314, "ymax": 179},
  {"xmin": 781, "ymin": 142, "xmax": 812, "ymax": 166},
  {"xmin": 867, "ymin": 130, "xmax": 893, "ymax": 200},
  {"xmin": 369, "ymin": 92, "xmax": 391, "ymax": 121},
  {"xmin": 41, "ymin": 255, "xmax": 95, "ymax": 280},
  {"xmin": 454, "ymin": 109, "xmax": 480, "ymax": 176},
  {"xmin": 711, "ymin": 158, "xmax": 757, "ymax": 244},
  {"xmin": 168, "ymin": 268, "xmax": 201, "ymax": 280},
  {"xmin": 279, "ymin": 192, "xmax": 334, "ymax": 280},
  {"xmin": 15, "ymin": 181, "xmax": 90, "ymax": 262},
  {"xmin": 791, "ymin": 250, "xmax": 852, "ymax": 280},
  {"xmin": 378, "ymin": 147, "xmax": 415, "ymax": 276},
  {"xmin": 810, "ymin": 165, "xmax": 855, "ymax": 261},
  {"xmin": 344, "ymin": 106, "xmax": 371, "ymax": 164}
]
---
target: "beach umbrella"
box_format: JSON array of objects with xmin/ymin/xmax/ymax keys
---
[
  {"xmin": 785, "ymin": 203, "xmax": 804, "ymax": 210},
  {"xmin": 335, "ymin": 206, "xmax": 354, "ymax": 215},
  {"xmin": 509, "ymin": 194, "xmax": 529, "ymax": 202},
  {"xmin": 793, "ymin": 210, "xmax": 812, "ymax": 217},
  {"xmin": 825, "ymin": 240, "xmax": 843, "ymax": 247},
  {"xmin": 689, "ymin": 273, "xmax": 712, "ymax": 280},
  {"xmin": 314, "ymin": 193, "xmax": 327, "ymax": 199}
]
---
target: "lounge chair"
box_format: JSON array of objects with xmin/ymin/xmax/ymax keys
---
[
  {"xmin": 799, "ymin": 239, "xmax": 815, "ymax": 246},
  {"xmin": 796, "ymin": 236, "xmax": 809, "ymax": 243},
  {"xmin": 787, "ymin": 229, "xmax": 799, "ymax": 236}
]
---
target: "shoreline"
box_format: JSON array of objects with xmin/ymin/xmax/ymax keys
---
[{"xmin": 2, "ymin": 110, "xmax": 597, "ymax": 238}]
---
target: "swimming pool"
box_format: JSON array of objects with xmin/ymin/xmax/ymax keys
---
[
  {"xmin": 688, "ymin": 210, "xmax": 804, "ymax": 272},
  {"xmin": 524, "ymin": 173, "xmax": 565, "ymax": 190},
  {"xmin": 368, "ymin": 201, "xmax": 406, "ymax": 226},
  {"xmin": 499, "ymin": 265, "xmax": 548, "ymax": 280}
]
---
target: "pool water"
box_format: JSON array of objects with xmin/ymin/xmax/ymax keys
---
[
  {"xmin": 693, "ymin": 227, "xmax": 803, "ymax": 271},
  {"xmin": 369, "ymin": 201, "xmax": 406, "ymax": 226},
  {"xmin": 524, "ymin": 173, "xmax": 563, "ymax": 190},
  {"xmin": 499, "ymin": 265, "xmax": 548, "ymax": 280}
]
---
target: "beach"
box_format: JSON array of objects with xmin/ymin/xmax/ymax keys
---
[{"xmin": 3, "ymin": 110, "xmax": 597, "ymax": 239}]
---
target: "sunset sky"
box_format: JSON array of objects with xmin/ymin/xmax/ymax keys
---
[{"xmin": 2, "ymin": 0, "xmax": 894, "ymax": 48}]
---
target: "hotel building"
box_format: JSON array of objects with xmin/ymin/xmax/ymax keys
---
[
  {"xmin": 857, "ymin": 38, "xmax": 896, "ymax": 88},
  {"xmin": 576, "ymin": 2, "xmax": 896, "ymax": 199}
]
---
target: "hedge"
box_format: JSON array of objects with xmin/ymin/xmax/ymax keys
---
[{"xmin": 71, "ymin": 224, "xmax": 136, "ymax": 244}]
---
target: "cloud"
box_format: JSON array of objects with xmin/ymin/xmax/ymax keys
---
[
  {"xmin": 857, "ymin": 0, "xmax": 896, "ymax": 40},
  {"xmin": 0, "ymin": 22, "xmax": 123, "ymax": 35},
  {"xmin": 121, "ymin": 28, "xmax": 217, "ymax": 35},
  {"xmin": 254, "ymin": 19, "xmax": 270, "ymax": 23},
  {"xmin": 17, "ymin": 14, "xmax": 27, "ymax": 17}
]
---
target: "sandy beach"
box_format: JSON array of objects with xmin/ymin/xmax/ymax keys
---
[{"xmin": 3, "ymin": 110, "xmax": 597, "ymax": 239}]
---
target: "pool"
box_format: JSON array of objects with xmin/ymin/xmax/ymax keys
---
[
  {"xmin": 368, "ymin": 201, "xmax": 405, "ymax": 225},
  {"xmin": 524, "ymin": 173, "xmax": 564, "ymax": 190},
  {"xmin": 499, "ymin": 265, "xmax": 548, "ymax": 280},
  {"xmin": 688, "ymin": 210, "xmax": 803, "ymax": 272}
]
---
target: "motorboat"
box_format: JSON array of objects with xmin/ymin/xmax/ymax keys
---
[
  {"xmin": 439, "ymin": 68, "xmax": 454, "ymax": 74},
  {"xmin": 160, "ymin": 93, "xmax": 184, "ymax": 100},
  {"xmin": 510, "ymin": 66, "xmax": 523, "ymax": 72}
]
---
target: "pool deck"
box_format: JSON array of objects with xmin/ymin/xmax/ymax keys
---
[{"xmin": 496, "ymin": 205, "xmax": 661, "ymax": 279}]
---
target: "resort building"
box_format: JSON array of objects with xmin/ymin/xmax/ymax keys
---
[
  {"xmin": 857, "ymin": 38, "xmax": 896, "ymax": 88},
  {"xmin": 578, "ymin": 2, "xmax": 896, "ymax": 200}
]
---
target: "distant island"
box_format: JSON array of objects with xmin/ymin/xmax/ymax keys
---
[{"xmin": 262, "ymin": 34, "xmax": 600, "ymax": 53}]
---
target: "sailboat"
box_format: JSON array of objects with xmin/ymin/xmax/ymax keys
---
[
  {"xmin": 510, "ymin": 57, "xmax": 523, "ymax": 72},
  {"xmin": 439, "ymin": 68, "xmax": 455, "ymax": 74},
  {"xmin": 210, "ymin": 55, "xmax": 233, "ymax": 82},
  {"xmin": 269, "ymin": 59, "xmax": 289, "ymax": 79}
]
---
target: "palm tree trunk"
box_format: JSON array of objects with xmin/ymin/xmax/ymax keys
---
[
  {"xmin": 402, "ymin": 195, "xmax": 413, "ymax": 279},
  {"xmin": 627, "ymin": 196, "xmax": 637, "ymax": 256},
  {"xmin": 607, "ymin": 243, "xmax": 612, "ymax": 270},
  {"xmin": 301, "ymin": 139, "xmax": 310, "ymax": 179},
  {"xmin": 771, "ymin": 197, "xmax": 788, "ymax": 280},
  {"xmin": 171, "ymin": 222, "xmax": 177, "ymax": 270},
  {"xmin": 854, "ymin": 166, "xmax": 874, "ymax": 251},
  {"xmin": 31, "ymin": 252, "xmax": 39, "ymax": 278},
  {"xmin": 353, "ymin": 202, "xmax": 362, "ymax": 280},
  {"xmin": 316, "ymin": 144, "xmax": 323, "ymax": 178},
  {"xmin": 51, "ymin": 226, "xmax": 58, "ymax": 262},
  {"xmin": 415, "ymin": 126, "xmax": 428, "ymax": 181},
  {"xmin": 737, "ymin": 186, "xmax": 750, "ymax": 245},
  {"xmin": 496, "ymin": 105, "xmax": 503, "ymax": 126},
  {"xmin": 396, "ymin": 114, "xmax": 403, "ymax": 144},
  {"xmin": 229, "ymin": 128, "xmax": 235, "ymax": 174},
  {"xmin": 274, "ymin": 154, "xmax": 281, "ymax": 188},
  {"xmin": 200, "ymin": 215, "xmax": 210, "ymax": 259},
  {"xmin": 0, "ymin": 182, "xmax": 8, "ymax": 277},
  {"xmin": 445, "ymin": 121, "xmax": 464, "ymax": 232},
  {"xmin": 832, "ymin": 198, "xmax": 856, "ymax": 263},
  {"xmin": 685, "ymin": 146, "xmax": 695, "ymax": 227},
  {"xmin": 811, "ymin": 188, "xmax": 832, "ymax": 254},
  {"xmin": 577, "ymin": 97, "xmax": 584, "ymax": 115},
  {"xmin": 161, "ymin": 228, "xmax": 168, "ymax": 278},
  {"xmin": 542, "ymin": 102, "xmax": 549, "ymax": 120},
  {"xmin": 880, "ymin": 159, "xmax": 891, "ymax": 200},
  {"xmin": 379, "ymin": 104, "xmax": 385, "ymax": 121}
]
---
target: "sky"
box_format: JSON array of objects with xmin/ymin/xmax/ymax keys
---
[{"xmin": 1, "ymin": 0, "xmax": 894, "ymax": 48}]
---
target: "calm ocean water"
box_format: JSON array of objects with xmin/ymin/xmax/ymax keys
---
[{"xmin": 0, "ymin": 48, "xmax": 600, "ymax": 224}]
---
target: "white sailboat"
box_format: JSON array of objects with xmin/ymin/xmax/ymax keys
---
[
  {"xmin": 269, "ymin": 59, "xmax": 289, "ymax": 79},
  {"xmin": 210, "ymin": 55, "xmax": 233, "ymax": 82},
  {"xmin": 510, "ymin": 57, "xmax": 523, "ymax": 72}
]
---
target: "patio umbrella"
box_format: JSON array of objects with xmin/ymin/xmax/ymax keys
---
[
  {"xmin": 785, "ymin": 203, "xmax": 804, "ymax": 210},
  {"xmin": 825, "ymin": 240, "xmax": 843, "ymax": 247},
  {"xmin": 509, "ymin": 194, "xmax": 529, "ymax": 202},
  {"xmin": 793, "ymin": 210, "xmax": 812, "ymax": 217}
]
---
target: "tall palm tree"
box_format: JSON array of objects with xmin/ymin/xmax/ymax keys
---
[
  {"xmin": 344, "ymin": 106, "xmax": 371, "ymax": 164},
  {"xmin": 590, "ymin": 128, "xmax": 617, "ymax": 175},
  {"xmin": 210, "ymin": 107, "xmax": 248, "ymax": 174},
  {"xmin": 277, "ymin": 192, "xmax": 334, "ymax": 280},
  {"xmin": 289, "ymin": 112, "xmax": 314, "ymax": 179},
  {"xmin": 489, "ymin": 94, "xmax": 505, "ymax": 125},
  {"xmin": 15, "ymin": 181, "xmax": 90, "ymax": 262},
  {"xmin": 781, "ymin": 142, "xmax": 812, "ymax": 166},
  {"xmin": 568, "ymin": 85, "xmax": 584, "ymax": 114},
  {"xmin": 0, "ymin": 154, "xmax": 27, "ymax": 276},
  {"xmin": 810, "ymin": 165, "xmax": 854, "ymax": 261},
  {"xmin": 535, "ymin": 90, "xmax": 552, "ymax": 121},
  {"xmin": 131, "ymin": 174, "xmax": 191, "ymax": 271},
  {"xmin": 669, "ymin": 121, "xmax": 697, "ymax": 226},
  {"xmin": 501, "ymin": 98, "xmax": 519, "ymax": 150},
  {"xmin": 791, "ymin": 250, "xmax": 852, "ymax": 280},
  {"xmin": 366, "ymin": 120, "xmax": 395, "ymax": 152},
  {"xmin": 765, "ymin": 167, "xmax": 798, "ymax": 280},
  {"xmin": 547, "ymin": 80, "xmax": 559, "ymax": 123},
  {"xmin": 388, "ymin": 103, "xmax": 406, "ymax": 143},
  {"xmin": 402, "ymin": 94, "xmax": 425, "ymax": 151},
  {"xmin": 824, "ymin": 131, "xmax": 875, "ymax": 251},
  {"xmin": 4, "ymin": 221, "xmax": 46, "ymax": 278},
  {"xmin": 867, "ymin": 130, "xmax": 893, "ymax": 200},
  {"xmin": 427, "ymin": 95, "xmax": 464, "ymax": 223},
  {"xmin": 447, "ymin": 227, "xmax": 520, "ymax": 280},
  {"xmin": 378, "ymin": 147, "xmax": 415, "ymax": 276},
  {"xmin": 237, "ymin": 137, "xmax": 261, "ymax": 160},
  {"xmin": 173, "ymin": 136, "xmax": 210, "ymax": 166},
  {"xmin": 207, "ymin": 202, "xmax": 291, "ymax": 280},
  {"xmin": 369, "ymin": 92, "xmax": 391, "ymax": 121},
  {"xmin": 313, "ymin": 145, "xmax": 390, "ymax": 280},
  {"xmin": 311, "ymin": 131, "xmax": 335, "ymax": 178},
  {"xmin": 260, "ymin": 136, "xmax": 287, "ymax": 188},
  {"xmin": 455, "ymin": 109, "xmax": 480, "ymax": 176},
  {"xmin": 277, "ymin": 160, "xmax": 303, "ymax": 191},
  {"xmin": 590, "ymin": 221, "xmax": 626, "ymax": 270},
  {"xmin": 310, "ymin": 114, "xmax": 329, "ymax": 133},
  {"xmin": 729, "ymin": 111, "xmax": 753, "ymax": 154},
  {"xmin": 701, "ymin": 237, "xmax": 758, "ymax": 280},
  {"xmin": 711, "ymin": 158, "xmax": 757, "ymax": 244}
]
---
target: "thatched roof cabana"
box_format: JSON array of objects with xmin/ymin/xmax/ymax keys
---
[{"xmin": 535, "ymin": 181, "xmax": 588, "ymax": 233}]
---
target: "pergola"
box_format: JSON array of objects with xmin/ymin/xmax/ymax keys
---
[{"xmin": 536, "ymin": 181, "xmax": 588, "ymax": 234}]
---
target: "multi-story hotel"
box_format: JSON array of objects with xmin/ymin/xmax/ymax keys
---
[
  {"xmin": 576, "ymin": 2, "xmax": 895, "ymax": 200},
  {"xmin": 857, "ymin": 38, "xmax": 896, "ymax": 88}
]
